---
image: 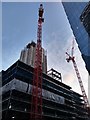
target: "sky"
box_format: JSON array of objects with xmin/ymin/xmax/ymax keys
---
[{"xmin": 2, "ymin": 2, "xmax": 89, "ymax": 99}]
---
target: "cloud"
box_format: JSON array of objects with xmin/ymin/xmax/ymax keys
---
[
  {"xmin": 64, "ymin": 71, "xmax": 75, "ymax": 84},
  {"xmin": 45, "ymin": 30, "xmax": 88, "ymax": 95},
  {"xmin": 2, "ymin": 2, "xmax": 88, "ymax": 97}
]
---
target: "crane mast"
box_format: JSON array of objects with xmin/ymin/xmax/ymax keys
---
[
  {"xmin": 30, "ymin": 4, "xmax": 44, "ymax": 120},
  {"xmin": 73, "ymin": 59, "xmax": 89, "ymax": 106},
  {"xmin": 66, "ymin": 39, "xmax": 89, "ymax": 107}
]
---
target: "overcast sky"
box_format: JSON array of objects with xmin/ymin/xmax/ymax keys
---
[{"xmin": 2, "ymin": 2, "xmax": 88, "ymax": 98}]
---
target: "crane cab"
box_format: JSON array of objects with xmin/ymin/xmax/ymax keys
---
[{"xmin": 39, "ymin": 4, "xmax": 44, "ymax": 18}]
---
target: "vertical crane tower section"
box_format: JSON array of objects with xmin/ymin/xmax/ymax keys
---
[
  {"xmin": 30, "ymin": 4, "xmax": 44, "ymax": 120},
  {"xmin": 66, "ymin": 39, "xmax": 89, "ymax": 108}
]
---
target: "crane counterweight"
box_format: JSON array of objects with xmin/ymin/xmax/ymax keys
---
[{"xmin": 39, "ymin": 4, "xmax": 44, "ymax": 22}]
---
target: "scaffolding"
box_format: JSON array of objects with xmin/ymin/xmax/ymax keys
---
[{"xmin": 47, "ymin": 68, "xmax": 62, "ymax": 82}]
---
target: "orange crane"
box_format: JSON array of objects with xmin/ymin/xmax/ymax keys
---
[
  {"xmin": 30, "ymin": 4, "xmax": 44, "ymax": 120},
  {"xmin": 66, "ymin": 38, "xmax": 89, "ymax": 108}
]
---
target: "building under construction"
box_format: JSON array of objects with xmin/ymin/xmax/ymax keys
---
[
  {"xmin": 20, "ymin": 41, "xmax": 47, "ymax": 74},
  {"xmin": 1, "ymin": 60, "xmax": 89, "ymax": 120},
  {"xmin": 1, "ymin": 3, "xmax": 90, "ymax": 120}
]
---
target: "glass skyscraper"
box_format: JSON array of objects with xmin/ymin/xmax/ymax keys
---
[
  {"xmin": 80, "ymin": 2, "xmax": 90, "ymax": 37},
  {"xmin": 62, "ymin": 2, "xmax": 90, "ymax": 75}
]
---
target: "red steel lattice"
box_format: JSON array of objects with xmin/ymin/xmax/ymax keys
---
[
  {"xmin": 30, "ymin": 4, "xmax": 44, "ymax": 120},
  {"xmin": 66, "ymin": 39, "xmax": 89, "ymax": 107}
]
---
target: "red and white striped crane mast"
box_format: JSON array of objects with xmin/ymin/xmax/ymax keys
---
[
  {"xmin": 66, "ymin": 38, "xmax": 89, "ymax": 107},
  {"xmin": 30, "ymin": 4, "xmax": 44, "ymax": 120}
]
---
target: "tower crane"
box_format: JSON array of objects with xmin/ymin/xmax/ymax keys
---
[
  {"xmin": 30, "ymin": 4, "xmax": 44, "ymax": 120},
  {"xmin": 66, "ymin": 38, "xmax": 89, "ymax": 108}
]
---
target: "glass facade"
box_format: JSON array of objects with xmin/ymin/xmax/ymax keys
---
[
  {"xmin": 80, "ymin": 2, "xmax": 90, "ymax": 37},
  {"xmin": 62, "ymin": 2, "xmax": 90, "ymax": 75}
]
